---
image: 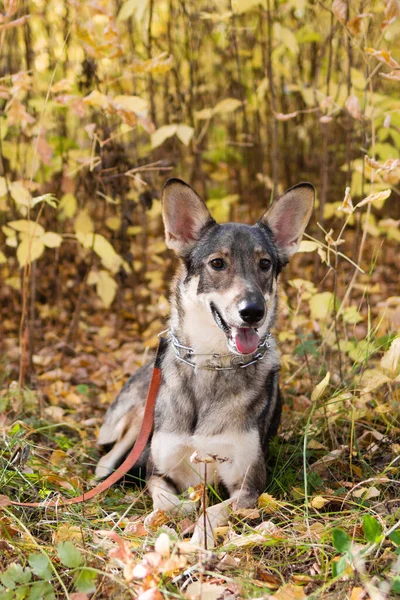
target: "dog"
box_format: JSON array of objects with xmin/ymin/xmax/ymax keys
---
[{"xmin": 95, "ymin": 178, "xmax": 314, "ymax": 547}]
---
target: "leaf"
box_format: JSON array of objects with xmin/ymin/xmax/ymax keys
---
[
  {"xmin": 112, "ymin": 95, "xmax": 147, "ymax": 114},
  {"xmin": 309, "ymin": 291, "xmax": 334, "ymax": 320},
  {"xmin": 41, "ymin": 232, "xmax": 63, "ymax": 248},
  {"xmin": 59, "ymin": 193, "xmax": 77, "ymax": 218},
  {"xmin": 380, "ymin": 336, "xmax": 400, "ymax": 374},
  {"xmin": 273, "ymin": 583, "xmax": 306, "ymax": 599},
  {"xmin": 151, "ymin": 124, "xmax": 177, "ymax": 149},
  {"xmin": 28, "ymin": 554, "xmax": 52, "ymax": 581},
  {"xmin": 345, "ymin": 94, "xmax": 362, "ymax": 120},
  {"xmin": 311, "ymin": 372, "xmax": 330, "ymax": 402},
  {"xmin": 332, "ymin": 0, "xmax": 346, "ymax": 23},
  {"xmin": 332, "ymin": 528, "xmax": 350, "ymax": 553},
  {"xmin": 213, "ymin": 97, "xmax": 242, "ymax": 115},
  {"xmin": 274, "ymin": 111, "xmax": 299, "ymax": 121},
  {"xmin": 382, "ymin": 0, "xmax": 400, "ymax": 30},
  {"xmin": 74, "ymin": 210, "xmax": 94, "ymax": 235},
  {"xmin": 274, "ymin": 23, "xmax": 298, "ymax": 55},
  {"xmin": 0, "ymin": 250, "xmax": 6, "ymax": 264},
  {"xmin": 176, "ymin": 124, "xmax": 194, "ymax": 146},
  {"xmin": 0, "ymin": 564, "xmax": 31, "ymax": 589},
  {"xmin": 8, "ymin": 219, "xmax": 45, "ymax": 237},
  {"xmin": 311, "ymin": 495, "xmax": 329, "ymax": 509},
  {"xmin": 17, "ymin": 238, "xmax": 45, "ymax": 267},
  {"xmin": 92, "ymin": 234, "xmax": 122, "ymax": 272},
  {"xmin": 185, "ymin": 581, "xmax": 228, "ymax": 600},
  {"xmin": 353, "ymin": 486, "xmax": 380, "ymax": 500},
  {"xmin": 57, "ymin": 541, "xmax": 83, "ymax": 568},
  {"xmin": 298, "ymin": 240, "xmax": 319, "ymax": 252},
  {"xmin": 365, "ymin": 47, "xmax": 400, "ymax": 69},
  {"xmin": 363, "ymin": 514, "xmax": 382, "ymax": 543},
  {"xmin": 31, "ymin": 193, "xmax": 58, "ymax": 208},
  {"xmin": 117, "ymin": 0, "xmax": 148, "ymax": 22},
  {"xmin": 96, "ymin": 270, "xmax": 117, "ymax": 308},
  {"xmin": 356, "ymin": 189, "xmax": 391, "ymax": 209},
  {"xmin": 74, "ymin": 569, "xmax": 97, "ymax": 594},
  {"xmin": 332, "ymin": 554, "xmax": 348, "ymax": 577},
  {"xmin": 83, "ymin": 90, "xmax": 110, "ymax": 110}
]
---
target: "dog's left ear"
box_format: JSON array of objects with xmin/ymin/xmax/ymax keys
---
[
  {"xmin": 162, "ymin": 178, "xmax": 215, "ymax": 255},
  {"xmin": 258, "ymin": 183, "xmax": 314, "ymax": 260}
]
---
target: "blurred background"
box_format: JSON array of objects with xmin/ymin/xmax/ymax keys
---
[{"xmin": 0, "ymin": 0, "xmax": 399, "ymax": 396}]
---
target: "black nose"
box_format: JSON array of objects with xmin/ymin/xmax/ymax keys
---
[{"xmin": 238, "ymin": 300, "xmax": 265, "ymax": 324}]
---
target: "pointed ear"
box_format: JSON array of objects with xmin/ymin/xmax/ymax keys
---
[
  {"xmin": 162, "ymin": 178, "xmax": 215, "ymax": 255},
  {"xmin": 258, "ymin": 183, "xmax": 314, "ymax": 260}
]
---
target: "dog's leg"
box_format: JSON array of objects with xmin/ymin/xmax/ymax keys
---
[
  {"xmin": 147, "ymin": 475, "xmax": 198, "ymax": 515},
  {"xmin": 191, "ymin": 456, "xmax": 266, "ymax": 548}
]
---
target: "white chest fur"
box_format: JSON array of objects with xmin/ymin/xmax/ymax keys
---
[{"xmin": 151, "ymin": 430, "xmax": 260, "ymax": 492}]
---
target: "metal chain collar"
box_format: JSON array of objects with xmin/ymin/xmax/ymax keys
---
[{"xmin": 159, "ymin": 328, "xmax": 271, "ymax": 371}]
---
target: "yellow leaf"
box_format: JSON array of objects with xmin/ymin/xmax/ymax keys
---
[
  {"xmin": 83, "ymin": 90, "xmax": 110, "ymax": 110},
  {"xmin": 9, "ymin": 181, "xmax": 31, "ymax": 207},
  {"xmin": 112, "ymin": 95, "xmax": 147, "ymax": 114},
  {"xmin": 309, "ymin": 291, "xmax": 334, "ymax": 320},
  {"xmin": 0, "ymin": 250, "xmax": 6, "ymax": 264},
  {"xmin": 59, "ymin": 193, "xmax": 77, "ymax": 218},
  {"xmin": 105, "ymin": 216, "xmax": 121, "ymax": 231},
  {"xmin": 195, "ymin": 107, "xmax": 214, "ymax": 120},
  {"xmin": 17, "ymin": 238, "xmax": 45, "ymax": 267},
  {"xmin": 380, "ymin": 337, "xmax": 400, "ymax": 374},
  {"xmin": 151, "ymin": 124, "xmax": 177, "ymax": 149},
  {"xmin": 342, "ymin": 305, "xmax": 364, "ymax": 324},
  {"xmin": 298, "ymin": 240, "xmax": 319, "ymax": 253},
  {"xmin": 96, "ymin": 270, "xmax": 117, "ymax": 308},
  {"xmin": 273, "ymin": 583, "xmax": 306, "ymax": 600},
  {"xmin": 360, "ymin": 368, "xmax": 390, "ymax": 393},
  {"xmin": 213, "ymin": 97, "xmax": 242, "ymax": 115},
  {"xmin": 176, "ymin": 124, "xmax": 194, "ymax": 146},
  {"xmin": 74, "ymin": 210, "xmax": 94, "ymax": 235},
  {"xmin": 258, "ymin": 492, "xmax": 282, "ymax": 513},
  {"xmin": 311, "ymin": 372, "xmax": 330, "ymax": 402},
  {"xmin": 8, "ymin": 219, "xmax": 45, "ymax": 237},
  {"xmin": 274, "ymin": 23, "xmax": 298, "ymax": 54},
  {"xmin": 0, "ymin": 176, "xmax": 7, "ymax": 196},
  {"xmin": 311, "ymin": 495, "xmax": 329, "ymax": 509},
  {"xmin": 41, "ymin": 231, "xmax": 63, "ymax": 248},
  {"xmin": 93, "ymin": 234, "xmax": 122, "ymax": 272}
]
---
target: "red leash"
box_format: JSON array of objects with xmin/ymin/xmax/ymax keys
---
[{"xmin": 0, "ymin": 338, "xmax": 166, "ymax": 509}]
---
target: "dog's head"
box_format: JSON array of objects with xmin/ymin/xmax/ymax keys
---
[{"xmin": 162, "ymin": 178, "xmax": 314, "ymax": 355}]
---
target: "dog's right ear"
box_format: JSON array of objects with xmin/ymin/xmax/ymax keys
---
[{"xmin": 162, "ymin": 178, "xmax": 215, "ymax": 255}]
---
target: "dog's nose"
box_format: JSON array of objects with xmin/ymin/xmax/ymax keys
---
[{"xmin": 238, "ymin": 300, "xmax": 265, "ymax": 324}]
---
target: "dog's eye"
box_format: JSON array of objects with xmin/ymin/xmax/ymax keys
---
[
  {"xmin": 210, "ymin": 258, "xmax": 226, "ymax": 271},
  {"xmin": 259, "ymin": 258, "xmax": 271, "ymax": 271}
]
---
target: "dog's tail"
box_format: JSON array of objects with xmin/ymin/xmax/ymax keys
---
[{"xmin": 95, "ymin": 405, "xmax": 145, "ymax": 479}]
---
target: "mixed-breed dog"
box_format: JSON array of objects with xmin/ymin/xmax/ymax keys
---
[{"xmin": 95, "ymin": 178, "xmax": 315, "ymax": 546}]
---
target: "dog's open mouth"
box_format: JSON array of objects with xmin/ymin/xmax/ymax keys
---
[{"xmin": 210, "ymin": 303, "xmax": 260, "ymax": 355}]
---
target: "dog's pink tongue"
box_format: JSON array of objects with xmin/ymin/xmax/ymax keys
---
[{"xmin": 233, "ymin": 328, "xmax": 259, "ymax": 354}]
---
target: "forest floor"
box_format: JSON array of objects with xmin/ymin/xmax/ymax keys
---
[{"xmin": 0, "ymin": 229, "xmax": 399, "ymax": 600}]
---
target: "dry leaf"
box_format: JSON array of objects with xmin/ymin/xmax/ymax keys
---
[
  {"xmin": 311, "ymin": 372, "xmax": 330, "ymax": 402},
  {"xmin": 345, "ymin": 94, "xmax": 362, "ymax": 120},
  {"xmin": 332, "ymin": 0, "xmax": 347, "ymax": 24}
]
